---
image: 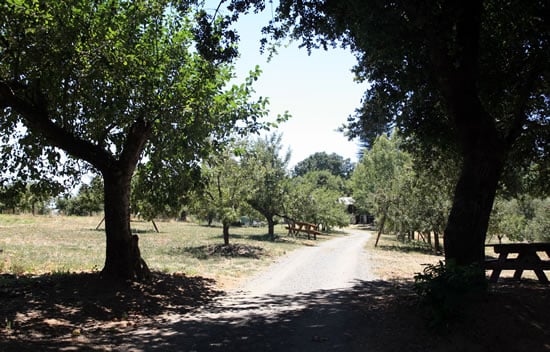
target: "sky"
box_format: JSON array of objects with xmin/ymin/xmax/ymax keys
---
[{"xmin": 212, "ymin": 4, "xmax": 368, "ymax": 168}]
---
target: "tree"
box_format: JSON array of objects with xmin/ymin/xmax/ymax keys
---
[
  {"xmin": 195, "ymin": 147, "xmax": 249, "ymax": 245},
  {"xmin": 0, "ymin": 182, "xmax": 23, "ymax": 213},
  {"xmin": 1, "ymin": 1, "xmax": 269, "ymax": 280},
  {"xmin": 241, "ymin": 133, "xmax": 290, "ymax": 239},
  {"xmin": 399, "ymin": 155, "xmax": 456, "ymax": 253},
  {"xmin": 228, "ymin": 0, "xmax": 549, "ymax": 267},
  {"xmin": 293, "ymin": 152, "xmax": 354, "ymax": 179},
  {"xmin": 351, "ymin": 132, "xmax": 412, "ymax": 245},
  {"xmin": 130, "ymin": 164, "xmax": 196, "ymax": 221},
  {"xmin": 286, "ymin": 170, "xmax": 349, "ymax": 230},
  {"xmin": 489, "ymin": 196, "xmax": 550, "ymax": 243},
  {"xmin": 0, "ymin": 180, "xmax": 61, "ymax": 214},
  {"xmin": 56, "ymin": 176, "xmax": 104, "ymax": 216}
]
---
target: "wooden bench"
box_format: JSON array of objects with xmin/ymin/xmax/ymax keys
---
[
  {"xmin": 285, "ymin": 221, "xmax": 321, "ymax": 240},
  {"xmin": 485, "ymin": 243, "xmax": 550, "ymax": 283}
]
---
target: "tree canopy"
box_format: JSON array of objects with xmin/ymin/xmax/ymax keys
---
[
  {"xmin": 0, "ymin": 0, "xmax": 271, "ymax": 280},
  {"xmin": 192, "ymin": 144, "xmax": 250, "ymax": 245},
  {"xmin": 228, "ymin": 0, "xmax": 549, "ymax": 267},
  {"xmin": 241, "ymin": 133, "xmax": 290, "ymax": 238},
  {"xmin": 292, "ymin": 152, "xmax": 354, "ymax": 179}
]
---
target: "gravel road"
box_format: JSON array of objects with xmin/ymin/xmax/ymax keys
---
[
  {"xmin": 116, "ymin": 228, "xmax": 375, "ymax": 351},
  {"xmin": 240, "ymin": 228, "xmax": 374, "ymax": 295}
]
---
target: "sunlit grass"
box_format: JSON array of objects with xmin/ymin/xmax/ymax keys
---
[
  {"xmin": 0, "ymin": 214, "xmax": 334, "ymax": 288},
  {"xmin": 367, "ymin": 228, "xmax": 541, "ymax": 281}
]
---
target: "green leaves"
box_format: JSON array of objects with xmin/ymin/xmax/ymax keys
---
[
  {"xmin": 2, "ymin": 0, "xmax": 272, "ymax": 206},
  {"xmin": 489, "ymin": 196, "xmax": 550, "ymax": 243},
  {"xmin": 351, "ymin": 131, "xmax": 455, "ymax": 240}
]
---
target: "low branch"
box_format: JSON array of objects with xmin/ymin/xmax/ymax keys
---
[{"xmin": 0, "ymin": 80, "xmax": 115, "ymax": 172}]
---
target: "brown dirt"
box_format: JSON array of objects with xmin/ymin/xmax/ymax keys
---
[{"xmin": 1, "ymin": 234, "xmax": 549, "ymax": 351}]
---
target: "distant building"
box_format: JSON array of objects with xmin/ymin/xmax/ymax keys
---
[{"xmin": 338, "ymin": 197, "xmax": 374, "ymax": 224}]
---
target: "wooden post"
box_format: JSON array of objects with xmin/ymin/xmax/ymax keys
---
[
  {"xmin": 95, "ymin": 216, "xmax": 105, "ymax": 230},
  {"xmin": 151, "ymin": 219, "xmax": 160, "ymax": 233},
  {"xmin": 374, "ymin": 213, "xmax": 386, "ymax": 247}
]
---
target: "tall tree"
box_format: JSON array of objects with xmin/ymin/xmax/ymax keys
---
[
  {"xmin": 196, "ymin": 147, "xmax": 249, "ymax": 245},
  {"xmin": 351, "ymin": 132, "xmax": 412, "ymax": 245},
  {"xmin": 293, "ymin": 152, "xmax": 354, "ymax": 179},
  {"xmin": 0, "ymin": 1, "xmax": 269, "ymax": 280},
  {"xmin": 241, "ymin": 133, "xmax": 290, "ymax": 239},
  {"xmin": 229, "ymin": 0, "xmax": 549, "ymax": 267}
]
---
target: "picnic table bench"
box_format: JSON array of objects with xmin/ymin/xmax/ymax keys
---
[
  {"xmin": 285, "ymin": 221, "xmax": 321, "ymax": 240},
  {"xmin": 485, "ymin": 243, "xmax": 550, "ymax": 283}
]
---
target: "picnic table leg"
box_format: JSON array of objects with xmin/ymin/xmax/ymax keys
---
[
  {"xmin": 513, "ymin": 269, "xmax": 524, "ymax": 280},
  {"xmin": 513, "ymin": 252, "xmax": 525, "ymax": 280},
  {"xmin": 489, "ymin": 253, "xmax": 508, "ymax": 283},
  {"xmin": 534, "ymin": 269, "xmax": 549, "ymax": 283},
  {"xmin": 528, "ymin": 252, "xmax": 549, "ymax": 283}
]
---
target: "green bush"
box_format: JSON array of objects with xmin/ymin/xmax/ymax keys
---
[{"xmin": 414, "ymin": 260, "xmax": 487, "ymax": 327}]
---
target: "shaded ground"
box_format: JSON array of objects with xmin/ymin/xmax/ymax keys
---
[
  {"xmin": 181, "ymin": 243, "xmax": 266, "ymax": 260},
  {"xmin": 1, "ymin": 274, "xmax": 549, "ymax": 351},
  {"xmin": 0, "ymin": 272, "xmax": 222, "ymax": 350},
  {"xmin": 1, "ymin": 233, "xmax": 550, "ymax": 351}
]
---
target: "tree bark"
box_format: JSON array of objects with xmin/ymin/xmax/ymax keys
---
[
  {"xmin": 223, "ymin": 223, "xmax": 230, "ymax": 245},
  {"xmin": 374, "ymin": 211, "xmax": 387, "ymax": 247},
  {"xmin": 100, "ymin": 170, "xmax": 150, "ymax": 281},
  {"xmin": 444, "ymin": 141, "xmax": 505, "ymax": 265},
  {"xmin": 432, "ymin": 1, "xmax": 508, "ymax": 268},
  {"xmin": 267, "ymin": 216, "xmax": 275, "ymax": 240}
]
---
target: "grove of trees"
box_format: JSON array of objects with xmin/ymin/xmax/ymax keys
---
[
  {"xmin": 292, "ymin": 152, "xmax": 354, "ymax": 179},
  {"xmin": 229, "ymin": 0, "xmax": 549, "ymax": 269},
  {"xmin": 2, "ymin": 0, "xmax": 547, "ymax": 283},
  {"xmin": 189, "ymin": 134, "xmax": 351, "ymax": 244}
]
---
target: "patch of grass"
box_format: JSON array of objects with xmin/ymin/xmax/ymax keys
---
[
  {"xmin": 0, "ymin": 215, "xmax": 336, "ymax": 289},
  {"xmin": 366, "ymin": 228, "xmax": 541, "ymax": 282},
  {"xmin": 378, "ymin": 240, "xmax": 435, "ymax": 254},
  {"xmin": 0, "ymin": 214, "xmax": 37, "ymax": 225},
  {"xmin": 364, "ymin": 231, "xmax": 444, "ymax": 280}
]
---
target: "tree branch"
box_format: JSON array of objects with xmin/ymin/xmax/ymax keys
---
[
  {"xmin": 0, "ymin": 80, "xmax": 115, "ymax": 172},
  {"xmin": 119, "ymin": 118, "xmax": 152, "ymax": 176}
]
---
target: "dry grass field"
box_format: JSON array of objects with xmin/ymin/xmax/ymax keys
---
[{"xmin": 0, "ymin": 214, "xmax": 341, "ymax": 289}]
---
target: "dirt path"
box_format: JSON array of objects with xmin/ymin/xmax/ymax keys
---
[
  {"xmin": 106, "ymin": 228, "xmax": 375, "ymax": 351},
  {"xmin": 240, "ymin": 228, "xmax": 374, "ymax": 295}
]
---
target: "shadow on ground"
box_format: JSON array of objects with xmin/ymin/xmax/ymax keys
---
[
  {"xmin": 1, "ymin": 275, "xmax": 549, "ymax": 351},
  {"xmin": 168, "ymin": 243, "xmax": 266, "ymax": 259},
  {"xmin": 0, "ymin": 272, "xmax": 221, "ymax": 350}
]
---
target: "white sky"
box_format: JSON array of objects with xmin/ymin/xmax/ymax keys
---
[{"xmin": 221, "ymin": 5, "xmax": 367, "ymax": 168}]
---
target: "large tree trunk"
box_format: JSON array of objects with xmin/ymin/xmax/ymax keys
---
[
  {"xmin": 444, "ymin": 142, "xmax": 505, "ymax": 266},
  {"xmin": 436, "ymin": 2, "xmax": 508, "ymax": 268},
  {"xmin": 100, "ymin": 170, "xmax": 150, "ymax": 281}
]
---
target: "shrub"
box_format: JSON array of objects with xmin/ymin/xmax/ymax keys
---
[{"xmin": 414, "ymin": 260, "xmax": 487, "ymax": 327}]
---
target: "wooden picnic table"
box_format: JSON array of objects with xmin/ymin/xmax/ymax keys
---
[
  {"xmin": 285, "ymin": 221, "xmax": 321, "ymax": 240},
  {"xmin": 485, "ymin": 243, "xmax": 550, "ymax": 283}
]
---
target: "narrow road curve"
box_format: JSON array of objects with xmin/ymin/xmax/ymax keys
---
[{"xmin": 118, "ymin": 228, "xmax": 375, "ymax": 351}]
